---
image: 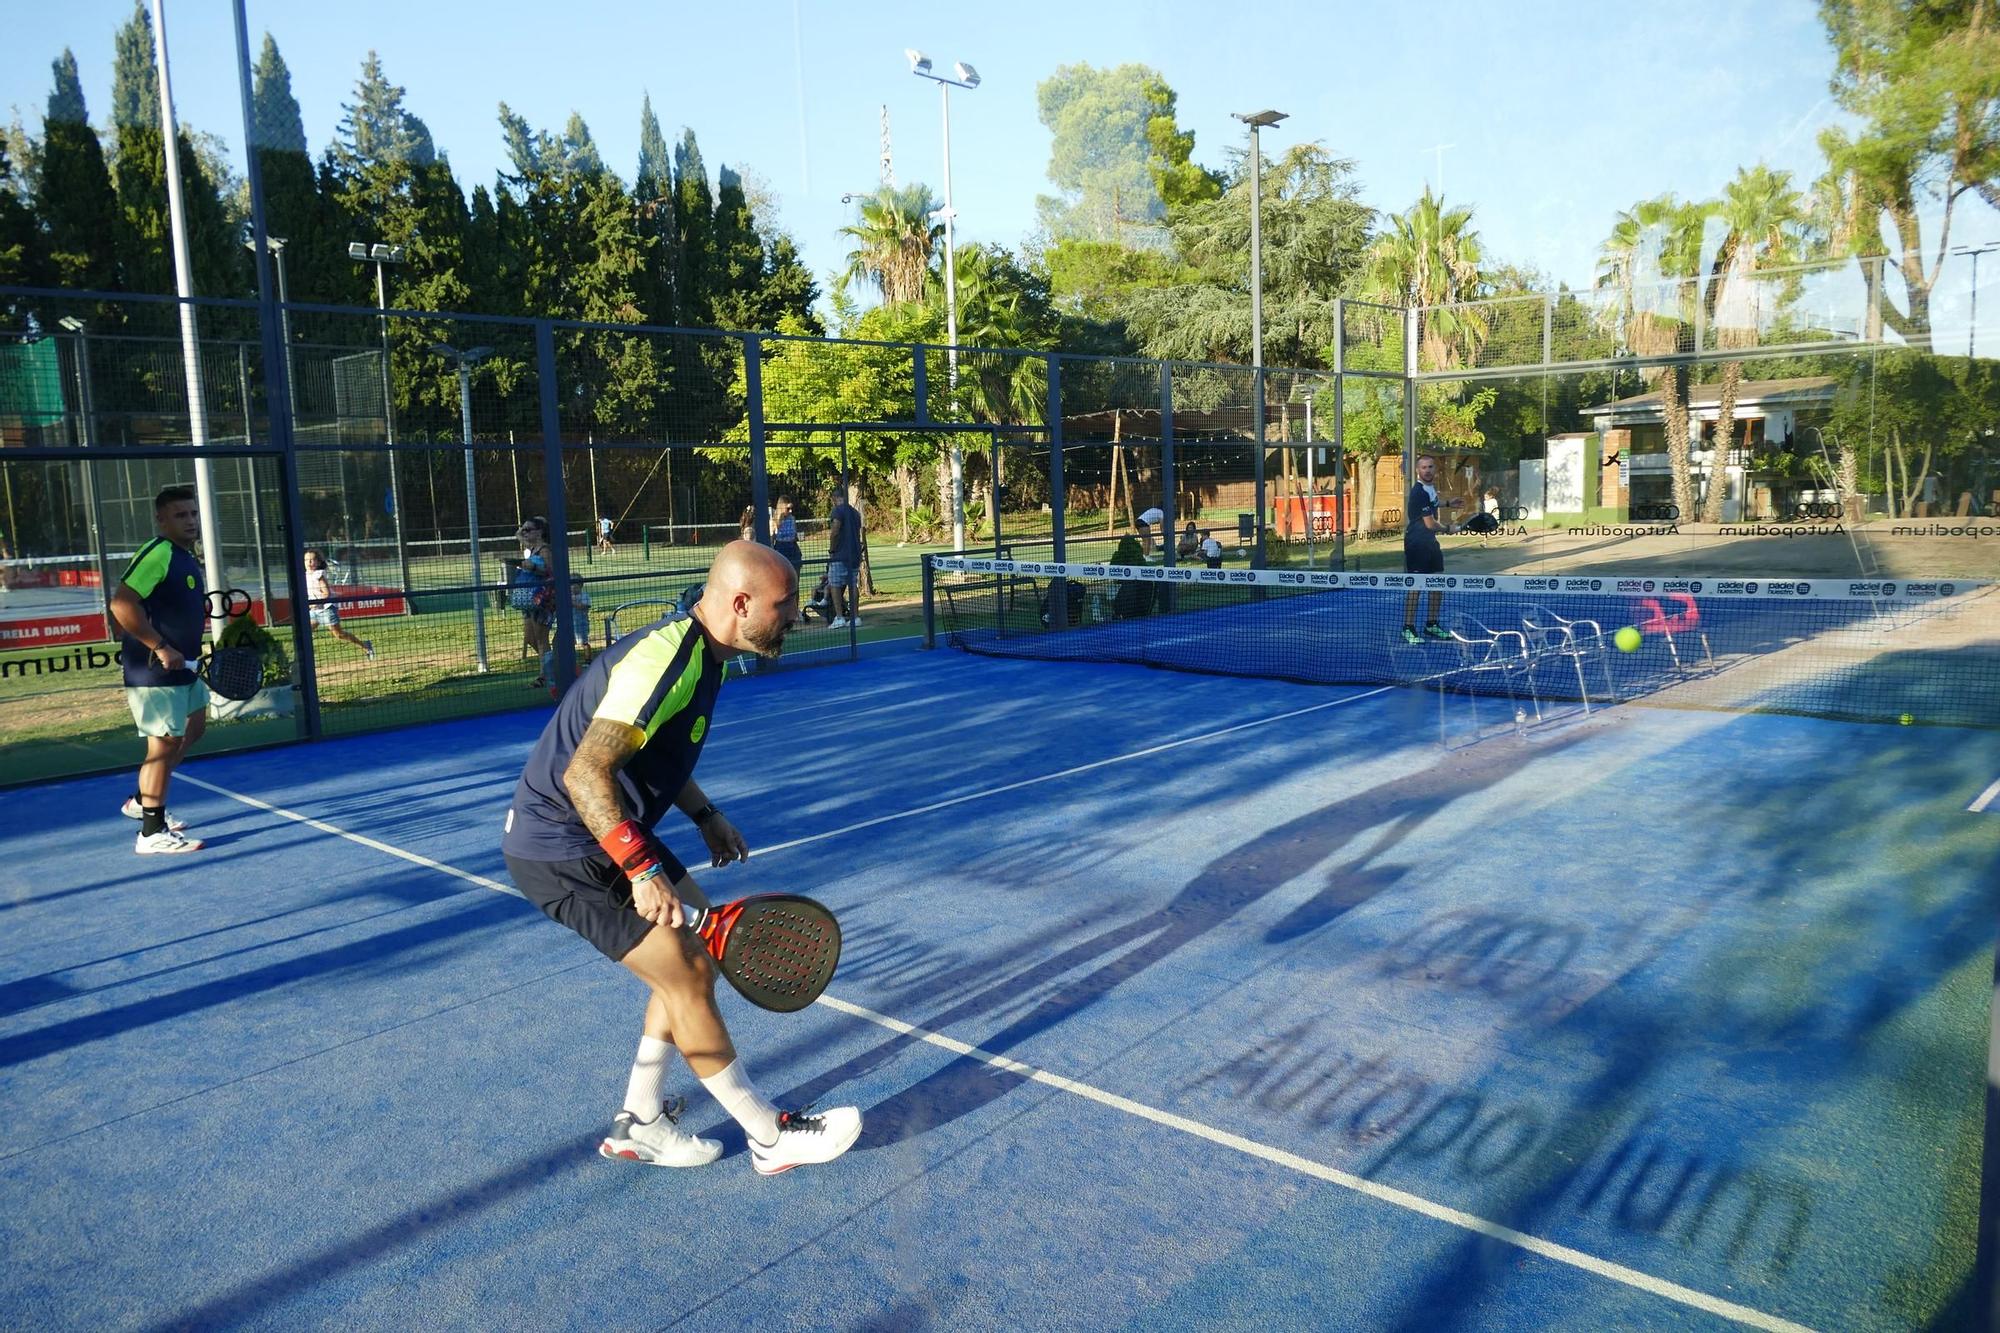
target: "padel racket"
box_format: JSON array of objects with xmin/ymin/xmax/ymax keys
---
[
  {"xmin": 682, "ymin": 894, "xmax": 841, "ymax": 1013},
  {"xmin": 200, "ymin": 645, "xmax": 265, "ymax": 701}
]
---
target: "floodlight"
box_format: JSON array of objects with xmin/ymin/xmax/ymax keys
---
[
  {"xmin": 347, "ymin": 242, "xmax": 368, "ymax": 259},
  {"xmin": 954, "ymin": 62, "xmax": 979, "ymax": 87},
  {"xmin": 1233, "ymin": 109, "xmax": 1289, "ymax": 128},
  {"xmin": 59, "ymin": 316, "xmax": 85, "ymax": 332},
  {"xmin": 906, "ymin": 49, "xmax": 931, "ymax": 75}
]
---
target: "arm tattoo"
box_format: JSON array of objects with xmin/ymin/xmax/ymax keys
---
[{"xmin": 567, "ymin": 718, "xmax": 645, "ymax": 839}]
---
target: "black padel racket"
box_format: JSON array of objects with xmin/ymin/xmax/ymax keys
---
[
  {"xmin": 201, "ymin": 645, "xmax": 265, "ymax": 701},
  {"xmin": 683, "ymin": 894, "xmax": 841, "ymax": 1013}
]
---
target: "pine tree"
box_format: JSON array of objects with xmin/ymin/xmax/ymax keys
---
[
  {"xmin": 37, "ymin": 50, "xmax": 121, "ymax": 291},
  {"xmin": 713, "ymin": 165, "xmax": 764, "ymax": 308},
  {"xmin": 634, "ymin": 94, "xmax": 678, "ymax": 324},
  {"xmin": 109, "ymin": 1, "xmax": 158, "ymax": 143}
]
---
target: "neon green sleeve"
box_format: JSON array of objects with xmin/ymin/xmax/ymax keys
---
[
  {"xmin": 594, "ymin": 620, "xmax": 703, "ymax": 740},
  {"xmin": 120, "ymin": 539, "xmax": 172, "ymax": 597}
]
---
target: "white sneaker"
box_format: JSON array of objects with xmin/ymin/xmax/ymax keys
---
[
  {"xmin": 750, "ymin": 1104, "xmax": 862, "ymax": 1176},
  {"xmin": 829, "ymin": 617, "xmax": 850, "ymax": 629},
  {"xmin": 120, "ymin": 798, "xmax": 186, "ymax": 833},
  {"xmin": 846, "ymin": 617, "xmax": 862, "ymax": 628},
  {"xmin": 598, "ymin": 1098, "xmax": 722, "ymax": 1168},
  {"xmin": 135, "ymin": 827, "xmax": 204, "ymax": 854}
]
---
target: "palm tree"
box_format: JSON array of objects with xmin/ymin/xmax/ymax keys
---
[
  {"xmin": 1698, "ymin": 166, "xmax": 1806, "ymax": 522},
  {"xmin": 945, "ymin": 243, "xmax": 1051, "ymax": 424},
  {"xmin": 1597, "ymin": 194, "xmax": 1710, "ymax": 519},
  {"xmin": 1363, "ymin": 186, "xmax": 1489, "ymax": 371},
  {"xmin": 838, "ymin": 185, "xmax": 941, "ymax": 306}
]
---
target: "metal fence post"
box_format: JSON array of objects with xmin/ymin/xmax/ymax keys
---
[
  {"xmin": 745, "ymin": 334, "xmax": 770, "ymax": 543},
  {"xmin": 1047, "ymin": 354, "xmax": 1065, "ymax": 565},
  {"xmin": 1333, "ymin": 299, "xmax": 1346, "ymax": 571},
  {"xmin": 1252, "ymin": 363, "xmax": 1267, "ymax": 568},
  {"xmin": 1542, "ymin": 293, "xmax": 1554, "ymax": 368},
  {"xmin": 921, "ymin": 554, "xmax": 936, "ymax": 649},
  {"xmin": 1403, "ymin": 305, "xmax": 1418, "ymax": 489},
  {"xmin": 536, "ymin": 320, "xmax": 576, "ymax": 693},
  {"xmin": 233, "ymin": 0, "xmax": 318, "ymax": 738},
  {"xmin": 1160, "ymin": 361, "xmax": 1176, "ymax": 568}
]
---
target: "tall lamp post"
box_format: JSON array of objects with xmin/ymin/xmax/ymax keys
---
[
  {"xmin": 1952, "ymin": 241, "xmax": 1999, "ymax": 360},
  {"xmin": 433, "ymin": 343, "xmax": 494, "ymax": 673},
  {"xmin": 907, "ymin": 48, "xmax": 980, "ymax": 553},
  {"xmin": 349, "ymin": 240, "xmax": 412, "ymax": 595},
  {"xmin": 1233, "ymin": 109, "xmax": 1286, "ymax": 565}
]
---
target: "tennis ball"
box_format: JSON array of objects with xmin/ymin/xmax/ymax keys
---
[
  {"xmin": 1614, "ymin": 626, "xmax": 1642, "ymax": 653},
  {"xmin": 1899, "ymin": 712, "xmax": 1914, "ymax": 726}
]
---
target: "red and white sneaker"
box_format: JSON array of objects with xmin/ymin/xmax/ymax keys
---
[
  {"xmin": 598, "ymin": 1098, "xmax": 722, "ymax": 1168},
  {"xmin": 121, "ymin": 798, "xmax": 186, "ymax": 833},
  {"xmin": 134, "ymin": 828, "xmax": 204, "ymax": 854},
  {"xmin": 750, "ymin": 1104, "xmax": 862, "ymax": 1176}
]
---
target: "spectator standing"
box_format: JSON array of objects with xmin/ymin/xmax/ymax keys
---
[{"xmin": 826, "ymin": 488, "xmax": 864, "ymax": 628}]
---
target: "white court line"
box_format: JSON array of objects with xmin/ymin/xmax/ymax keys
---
[
  {"xmin": 753, "ymin": 687, "xmax": 1393, "ymax": 856},
  {"xmin": 815, "ymin": 994, "xmax": 1816, "ymax": 1333},
  {"xmin": 177, "ymin": 767, "xmax": 1814, "ymax": 1332},
  {"xmin": 1970, "ymin": 776, "xmax": 2000, "ymax": 814},
  {"xmin": 175, "ymin": 774, "xmax": 522, "ymax": 900}
]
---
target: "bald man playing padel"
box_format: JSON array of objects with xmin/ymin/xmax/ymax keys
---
[{"xmin": 503, "ymin": 541, "xmax": 862, "ymax": 1173}]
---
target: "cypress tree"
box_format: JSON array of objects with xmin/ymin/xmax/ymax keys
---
[
  {"xmin": 673, "ymin": 129, "xmax": 715, "ymax": 323},
  {"xmin": 634, "ymin": 94, "xmax": 678, "ymax": 324},
  {"xmin": 251, "ymin": 35, "xmax": 341, "ymax": 304},
  {"xmin": 38, "ymin": 50, "xmax": 120, "ymax": 291}
]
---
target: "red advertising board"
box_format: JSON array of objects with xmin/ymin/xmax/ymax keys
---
[{"xmin": 0, "ymin": 611, "xmax": 110, "ymax": 649}]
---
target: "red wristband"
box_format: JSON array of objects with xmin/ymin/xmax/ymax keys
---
[{"xmin": 598, "ymin": 818, "xmax": 664, "ymax": 882}]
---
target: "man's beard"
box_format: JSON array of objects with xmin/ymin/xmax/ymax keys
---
[{"xmin": 742, "ymin": 618, "xmax": 789, "ymax": 658}]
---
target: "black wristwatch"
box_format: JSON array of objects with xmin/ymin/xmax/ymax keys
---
[{"xmin": 689, "ymin": 803, "xmax": 721, "ymax": 827}]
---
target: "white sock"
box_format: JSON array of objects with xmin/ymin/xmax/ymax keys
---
[
  {"xmin": 699, "ymin": 1058, "xmax": 781, "ymax": 1145},
  {"xmin": 622, "ymin": 1036, "xmax": 673, "ymax": 1119}
]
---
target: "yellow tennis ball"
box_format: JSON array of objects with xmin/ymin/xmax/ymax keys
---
[
  {"xmin": 1614, "ymin": 626, "xmax": 1642, "ymax": 652},
  {"xmin": 1899, "ymin": 713, "xmax": 1914, "ymax": 726}
]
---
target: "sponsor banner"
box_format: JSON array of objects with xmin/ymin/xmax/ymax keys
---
[
  {"xmin": 0, "ymin": 610, "xmax": 111, "ymax": 649},
  {"xmin": 925, "ymin": 557, "xmax": 1984, "ymax": 602},
  {"xmin": 318, "ymin": 585, "xmax": 407, "ymax": 618}
]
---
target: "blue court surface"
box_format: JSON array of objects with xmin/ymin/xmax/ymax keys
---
[{"xmin": 4, "ymin": 649, "xmax": 1999, "ymax": 1331}]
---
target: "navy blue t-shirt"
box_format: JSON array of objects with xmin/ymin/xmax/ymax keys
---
[
  {"xmin": 118, "ymin": 537, "xmax": 205, "ymax": 686},
  {"xmin": 829, "ymin": 502, "xmax": 863, "ymax": 565},
  {"xmin": 502, "ymin": 612, "xmax": 726, "ymax": 861},
  {"xmin": 1405, "ymin": 482, "xmax": 1440, "ymax": 539}
]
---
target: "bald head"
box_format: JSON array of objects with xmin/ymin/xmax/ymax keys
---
[{"xmin": 698, "ymin": 540, "xmax": 800, "ymax": 659}]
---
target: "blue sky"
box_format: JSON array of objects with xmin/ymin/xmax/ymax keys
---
[{"xmin": 5, "ymin": 0, "xmax": 1996, "ymax": 326}]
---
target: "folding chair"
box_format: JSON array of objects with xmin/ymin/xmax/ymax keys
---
[
  {"xmin": 1438, "ymin": 615, "xmax": 1542, "ymax": 748},
  {"xmin": 1636, "ymin": 594, "xmax": 1714, "ymax": 678},
  {"xmin": 1521, "ymin": 603, "xmax": 1616, "ymax": 712}
]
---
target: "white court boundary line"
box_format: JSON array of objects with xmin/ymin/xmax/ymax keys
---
[
  {"xmin": 815, "ymin": 994, "xmax": 1815, "ymax": 1333},
  {"xmin": 175, "ymin": 735, "xmax": 1815, "ymax": 1332},
  {"xmin": 176, "ymin": 774, "xmax": 522, "ymax": 899},
  {"xmin": 754, "ymin": 686, "xmax": 1393, "ymax": 856},
  {"xmin": 1969, "ymin": 776, "xmax": 2000, "ymax": 814}
]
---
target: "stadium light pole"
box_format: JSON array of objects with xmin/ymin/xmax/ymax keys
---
[
  {"xmin": 349, "ymin": 240, "xmax": 413, "ymax": 595},
  {"xmin": 148, "ymin": 0, "xmax": 228, "ymax": 636},
  {"xmin": 433, "ymin": 342, "xmax": 494, "ymax": 672},
  {"xmin": 1234, "ymin": 109, "xmax": 1286, "ymax": 566},
  {"xmin": 908, "ymin": 48, "xmax": 980, "ymax": 553},
  {"xmin": 1952, "ymin": 241, "xmax": 1999, "ymax": 360}
]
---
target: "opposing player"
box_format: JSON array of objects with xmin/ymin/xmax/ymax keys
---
[
  {"xmin": 1400, "ymin": 454, "xmax": 1462, "ymax": 644},
  {"xmin": 501, "ymin": 540, "xmax": 862, "ymax": 1174}
]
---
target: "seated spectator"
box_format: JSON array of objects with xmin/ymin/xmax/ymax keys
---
[
  {"xmin": 1178, "ymin": 520, "xmax": 1200, "ymax": 557},
  {"xmin": 1199, "ymin": 532, "xmax": 1224, "ymax": 569}
]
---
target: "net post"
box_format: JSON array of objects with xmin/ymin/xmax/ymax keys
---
[
  {"xmin": 1047, "ymin": 352, "xmax": 1066, "ymax": 622},
  {"xmin": 1333, "ymin": 300, "xmax": 1347, "ymax": 572},
  {"xmin": 921, "ymin": 553, "xmax": 936, "ymax": 649},
  {"xmin": 536, "ymin": 320, "xmax": 576, "ymax": 694}
]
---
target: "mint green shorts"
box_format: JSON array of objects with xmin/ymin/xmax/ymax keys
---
[{"xmin": 126, "ymin": 680, "xmax": 212, "ymax": 738}]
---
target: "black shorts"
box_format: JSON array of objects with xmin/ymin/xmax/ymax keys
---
[
  {"xmin": 505, "ymin": 848, "xmax": 701, "ymax": 962},
  {"xmin": 1403, "ymin": 538, "xmax": 1444, "ymax": 574}
]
